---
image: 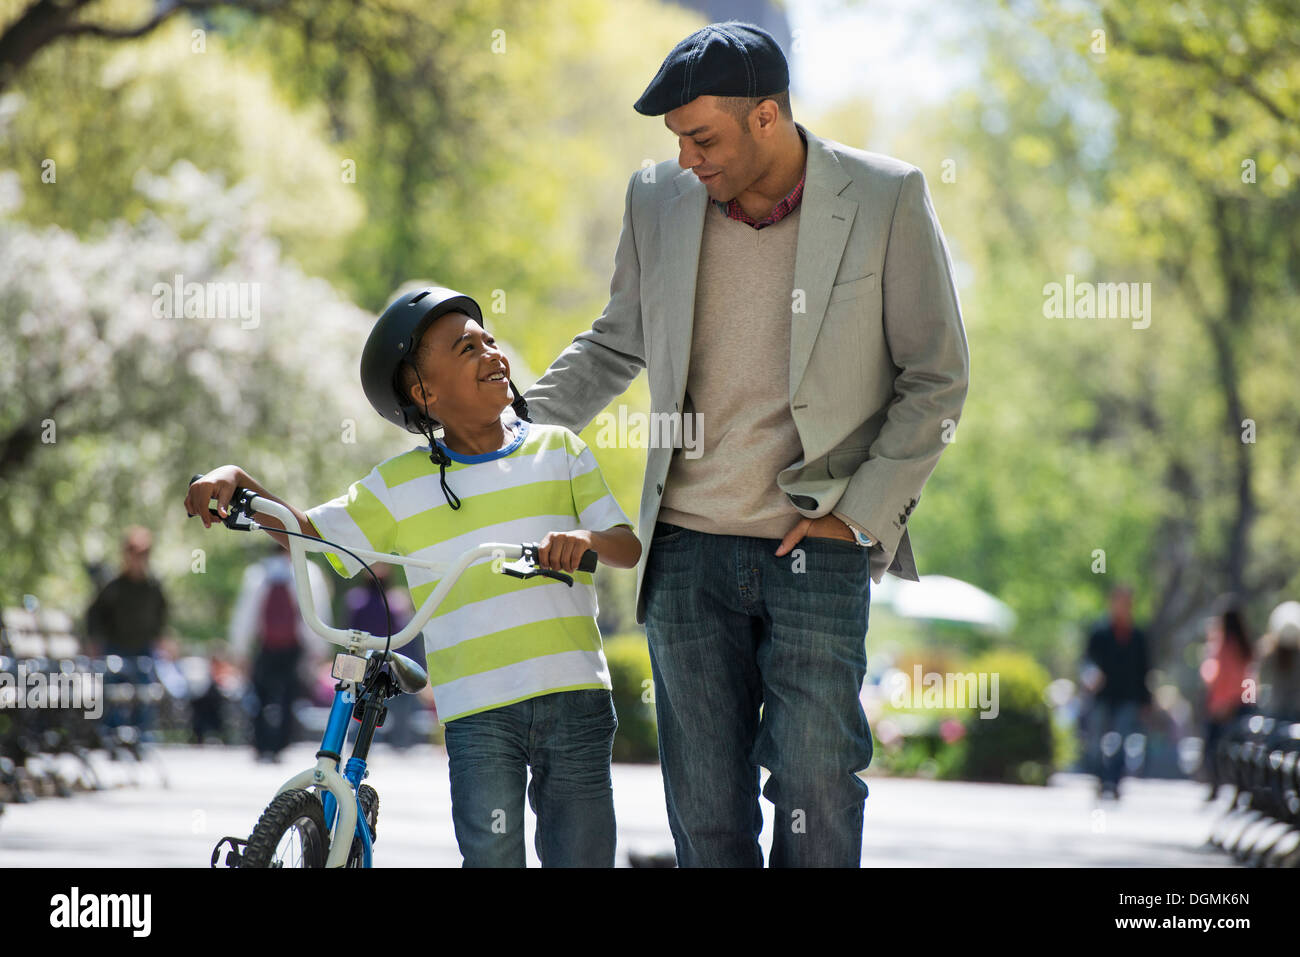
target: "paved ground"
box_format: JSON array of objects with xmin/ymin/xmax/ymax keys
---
[{"xmin": 0, "ymin": 742, "xmax": 1240, "ymax": 867}]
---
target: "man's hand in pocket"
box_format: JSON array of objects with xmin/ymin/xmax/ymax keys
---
[{"xmin": 775, "ymin": 515, "xmax": 856, "ymax": 556}]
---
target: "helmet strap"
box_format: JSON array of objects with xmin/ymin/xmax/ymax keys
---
[
  {"xmin": 403, "ymin": 355, "xmax": 461, "ymax": 510},
  {"xmin": 509, "ymin": 381, "xmax": 531, "ymax": 423}
]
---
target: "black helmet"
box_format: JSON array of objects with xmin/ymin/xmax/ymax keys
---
[{"xmin": 360, "ymin": 285, "xmax": 529, "ymax": 435}]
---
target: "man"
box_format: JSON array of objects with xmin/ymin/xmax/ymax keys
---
[
  {"xmin": 524, "ymin": 22, "xmax": 969, "ymax": 866},
  {"xmin": 86, "ymin": 526, "xmax": 168, "ymax": 658},
  {"xmin": 1081, "ymin": 583, "xmax": 1153, "ymax": 799},
  {"xmin": 86, "ymin": 526, "xmax": 169, "ymax": 735}
]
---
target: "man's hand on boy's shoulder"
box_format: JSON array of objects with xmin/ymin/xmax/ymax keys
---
[{"xmin": 537, "ymin": 524, "xmax": 641, "ymax": 572}]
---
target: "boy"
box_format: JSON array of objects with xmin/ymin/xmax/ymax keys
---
[{"xmin": 186, "ymin": 286, "xmax": 641, "ymax": 866}]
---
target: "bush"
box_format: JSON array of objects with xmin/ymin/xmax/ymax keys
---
[
  {"xmin": 957, "ymin": 650, "xmax": 1055, "ymax": 785},
  {"xmin": 603, "ymin": 632, "xmax": 659, "ymax": 763}
]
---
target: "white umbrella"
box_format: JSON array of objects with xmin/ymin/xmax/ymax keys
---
[{"xmin": 873, "ymin": 574, "xmax": 1016, "ymax": 634}]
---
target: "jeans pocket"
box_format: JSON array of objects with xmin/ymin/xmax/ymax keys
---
[
  {"xmin": 651, "ymin": 521, "xmax": 689, "ymax": 546},
  {"xmin": 563, "ymin": 689, "xmax": 617, "ymax": 738},
  {"xmin": 566, "ymin": 688, "xmax": 614, "ymax": 717}
]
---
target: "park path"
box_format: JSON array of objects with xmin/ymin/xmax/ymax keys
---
[{"xmin": 0, "ymin": 742, "xmax": 1237, "ymax": 867}]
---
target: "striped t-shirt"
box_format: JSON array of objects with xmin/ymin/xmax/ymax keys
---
[{"xmin": 305, "ymin": 418, "xmax": 632, "ymax": 723}]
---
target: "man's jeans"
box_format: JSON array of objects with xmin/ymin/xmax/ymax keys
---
[
  {"xmin": 102, "ymin": 654, "xmax": 160, "ymax": 741},
  {"xmin": 1088, "ymin": 699, "xmax": 1142, "ymax": 791},
  {"xmin": 442, "ymin": 688, "xmax": 617, "ymax": 867},
  {"xmin": 643, "ymin": 521, "xmax": 874, "ymax": 867}
]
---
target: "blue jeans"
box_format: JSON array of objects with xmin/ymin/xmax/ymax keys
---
[
  {"xmin": 1089, "ymin": 699, "xmax": 1141, "ymax": 790},
  {"xmin": 643, "ymin": 522, "xmax": 874, "ymax": 867},
  {"xmin": 442, "ymin": 688, "xmax": 617, "ymax": 867},
  {"xmin": 102, "ymin": 654, "xmax": 159, "ymax": 740}
]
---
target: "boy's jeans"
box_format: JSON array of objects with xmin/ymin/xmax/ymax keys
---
[
  {"xmin": 643, "ymin": 522, "xmax": 874, "ymax": 867},
  {"xmin": 443, "ymin": 688, "xmax": 617, "ymax": 867}
]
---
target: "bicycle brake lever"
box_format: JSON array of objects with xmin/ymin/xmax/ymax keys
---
[
  {"xmin": 499, "ymin": 544, "xmax": 597, "ymax": 588},
  {"xmin": 500, "ymin": 559, "xmax": 574, "ymax": 587}
]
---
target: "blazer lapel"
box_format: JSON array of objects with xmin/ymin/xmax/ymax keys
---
[
  {"xmin": 660, "ymin": 169, "xmax": 707, "ymax": 406},
  {"xmin": 789, "ymin": 127, "xmax": 856, "ymax": 401}
]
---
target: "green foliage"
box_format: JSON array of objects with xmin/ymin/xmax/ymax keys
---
[
  {"xmin": 0, "ymin": 12, "xmax": 363, "ymax": 282},
  {"xmin": 0, "ymin": 161, "xmax": 398, "ymax": 637},
  {"xmin": 0, "ymin": 0, "xmax": 698, "ymax": 641},
  {"xmin": 603, "ymin": 631, "xmax": 658, "ymax": 763},
  {"xmin": 815, "ymin": 0, "xmax": 1300, "ymax": 697},
  {"xmin": 957, "ymin": 650, "xmax": 1055, "ymax": 785}
]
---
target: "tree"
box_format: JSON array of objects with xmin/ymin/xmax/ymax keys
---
[
  {"xmin": 0, "ymin": 160, "xmax": 391, "ymax": 633},
  {"xmin": 811, "ymin": 0, "xmax": 1300, "ymax": 680},
  {"xmin": 0, "ymin": 0, "xmax": 282, "ymax": 92}
]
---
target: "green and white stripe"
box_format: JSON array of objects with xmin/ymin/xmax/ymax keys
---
[{"xmin": 305, "ymin": 421, "xmax": 631, "ymax": 723}]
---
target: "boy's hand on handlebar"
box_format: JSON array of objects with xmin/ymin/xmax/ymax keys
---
[
  {"xmin": 536, "ymin": 529, "xmax": 594, "ymax": 573},
  {"xmin": 185, "ymin": 466, "xmax": 246, "ymax": 528}
]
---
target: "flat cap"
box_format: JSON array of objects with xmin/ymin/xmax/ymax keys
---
[{"xmin": 633, "ymin": 21, "xmax": 789, "ymax": 116}]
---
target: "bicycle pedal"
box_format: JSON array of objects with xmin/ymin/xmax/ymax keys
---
[{"xmin": 210, "ymin": 835, "xmax": 248, "ymax": 868}]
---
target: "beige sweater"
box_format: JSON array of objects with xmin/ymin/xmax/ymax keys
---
[{"xmin": 656, "ymin": 201, "xmax": 806, "ymax": 539}]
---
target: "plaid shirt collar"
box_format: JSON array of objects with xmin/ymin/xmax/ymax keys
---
[{"xmin": 712, "ymin": 127, "xmax": 808, "ymax": 229}]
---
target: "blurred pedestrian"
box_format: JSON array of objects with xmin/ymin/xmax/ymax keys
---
[
  {"xmin": 191, "ymin": 642, "xmax": 244, "ymax": 745},
  {"xmin": 85, "ymin": 526, "xmax": 168, "ymax": 658},
  {"xmin": 228, "ymin": 543, "xmax": 333, "ymax": 762},
  {"xmin": 85, "ymin": 526, "xmax": 168, "ymax": 736},
  {"xmin": 1256, "ymin": 600, "xmax": 1300, "ymax": 722},
  {"xmin": 1199, "ymin": 599, "xmax": 1255, "ymax": 801},
  {"xmin": 1081, "ymin": 583, "xmax": 1153, "ymax": 799},
  {"xmin": 344, "ymin": 563, "xmax": 427, "ymax": 749}
]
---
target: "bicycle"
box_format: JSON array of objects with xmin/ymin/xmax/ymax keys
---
[{"xmin": 193, "ymin": 477, "xmax": 597, "ymax": 868}]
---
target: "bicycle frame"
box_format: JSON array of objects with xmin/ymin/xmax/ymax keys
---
[{"xmin": 244, "ymin": 493, "xmax": 528, "ymax": 868}]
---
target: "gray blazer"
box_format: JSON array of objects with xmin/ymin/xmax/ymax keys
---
[{"xmin": 524, "ymin": 123, "xmax": 969, "ymax": 625}]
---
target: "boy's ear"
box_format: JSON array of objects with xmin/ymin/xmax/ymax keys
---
[{"xmin": 407, "ymin": 376, "xmax": 434, "ymax": 408}]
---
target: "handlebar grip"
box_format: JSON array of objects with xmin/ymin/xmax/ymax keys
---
[
  {"xmin": 577, "ymin": 549, "xmax": 598, "ymax": 573},
  {"xmin": 188, "ymin": 473, "xmax": 255, "ymax": 530}
]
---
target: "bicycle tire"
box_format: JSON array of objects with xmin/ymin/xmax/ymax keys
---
[
  {"xmin": 240, "ymin": 788, "xmax": 329, "ymax": 868},
  {"xmin": 345, "ymin": 784, "xmax": 379, "ymax": 868}
]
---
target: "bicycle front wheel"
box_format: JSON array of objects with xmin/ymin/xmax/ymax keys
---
[{"xmin": 241, "ymin": 788, "xmax": 329, "ymax": 868}]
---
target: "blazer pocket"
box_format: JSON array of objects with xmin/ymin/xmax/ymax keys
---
[{"xmin": 827, "ymin": 273, "xmax": 878, "ymax": 305}]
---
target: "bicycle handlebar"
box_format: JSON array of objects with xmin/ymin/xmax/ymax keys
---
[{"xmin": 188, "ymin": 475, "xmax": 598, "ymax": 653}]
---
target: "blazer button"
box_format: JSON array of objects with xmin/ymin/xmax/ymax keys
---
[{"xmin": 656, "ymin": 483, "xmax": 663, "ymax": 495}]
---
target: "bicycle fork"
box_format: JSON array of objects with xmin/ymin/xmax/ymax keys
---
[{"xmin": 275, "ymin": 686, "xmax": 369, "ymax": 868}]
